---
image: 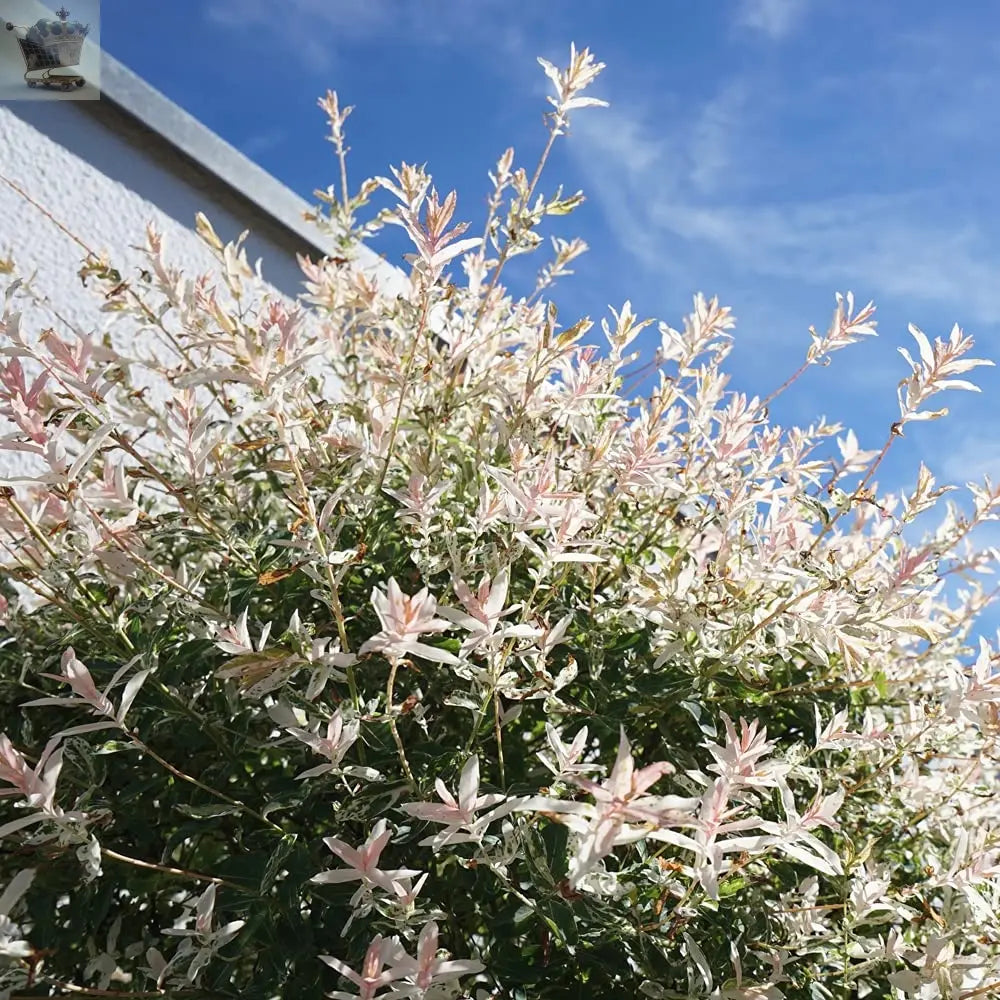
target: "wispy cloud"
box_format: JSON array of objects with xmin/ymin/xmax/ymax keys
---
[
  {"xmin": 687, "ymin": 81, "xmax": 749, "ymax": 195},
  {"xmin": 204, "ymin": 0, "xmax": 534, "ymax": 71},
  {"xmin": 940, "ymin": 429, "xmax": 1000, "ymax": 487},
  {"xmin": 568, "ymin": 54, "xmax": 1000, "ymax": 327},
  {"xmin": 207, "ymin": 0, "xmax": 395, "ymax": 42},
  {"xmin": 238, "ymin": 129, "xmax": 287, "ymax": 158},
  {"xmin": 733, "ymin": 0, "xmax": 808, "ymax": 41}
]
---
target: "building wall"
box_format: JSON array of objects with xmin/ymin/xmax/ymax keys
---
[
  {"xmin": 0, "ymin": 87, "xmax": 404, "ymax": 480},
  {"xmin": 1, "ymin": 98, "xmax": 324, "ymax": 324}
]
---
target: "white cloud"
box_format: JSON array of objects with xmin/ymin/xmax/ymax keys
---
[
  {"xmin": 207, "ymin": 0, "xmax": 392, "ymax": 40},
  {"xmin": 734, "ymin": 0, "xmax": 808, "ymax": 40},
  {"xmin": 568, "ymin": 82, "xmax": 1000, "ymax": 326},
  {"xmin": 238, "ymin": 129, "xmax": 287, "ymax": 158},
  {"xmin": 939, "ymin": 431, "xmax": 1000, "ymax": 487},
  {"xmin": 688, "ymin": 81, "xmax": 749, "ymax": 195},
  {"xmin": 204, "ymin": 0, "xmax": 528, "ymax": 71}
]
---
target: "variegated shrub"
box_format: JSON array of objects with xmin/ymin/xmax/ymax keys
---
[{"xmin": 1, "ymin": 44, "xmax": 999, "ymax": 1000}]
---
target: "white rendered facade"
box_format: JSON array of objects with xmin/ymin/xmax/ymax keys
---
[{"xmin": 0, "ymin": 54, "xmax": 403, "ymax": 480}]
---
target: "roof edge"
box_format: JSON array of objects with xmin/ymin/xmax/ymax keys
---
[{"xmin": 90, "ymin": 52, "xmax": 405, "ymax": 289}]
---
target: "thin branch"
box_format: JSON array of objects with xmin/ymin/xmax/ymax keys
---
[{"xmin": 100, "ymin": 846, "xmax": 244, "ymax": 891}]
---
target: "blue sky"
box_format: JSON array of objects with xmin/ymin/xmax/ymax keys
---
[{"xmin": 97, "ymin": 0, "xmax": 1000, "ymax": 626}]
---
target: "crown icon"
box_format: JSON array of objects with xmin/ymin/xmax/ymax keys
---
[
  {"xmin": 26, "ymin": 6, "xmax": 89, "ymax": 40},
  {"xmin": 4, "ymin": 0, "xmax": 91, "ymax": 89}
]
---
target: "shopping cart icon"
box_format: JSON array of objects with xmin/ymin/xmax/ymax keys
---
[{"xmin": 4, "ymin": 5, "xmax": 89, "ymax": 91}]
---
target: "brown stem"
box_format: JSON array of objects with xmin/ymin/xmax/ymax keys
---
[
  {"xmin": 467, "ymin": 126, "xmax": 560, "ymax": 344},
  {"xmin": 375, "ymin": 294, "xmax": 432, "ymax": 493},
  {"xmin": 386, "ymin": 655, "xmax": 415, "ymax": 788},
  {"xmin": 127, "ymin": 731, "xmax": 283, "ymax": 834},
  {"xmin": 273, "ymin": 412, "xmax": 359, "ymax": 720},
  {"xmin": 804, "ymin": 426, "xmax": 898, "ymax": 559},
  {"xmin": 100, "ymin": 846, "xmax": 242, "ymax": 890}
]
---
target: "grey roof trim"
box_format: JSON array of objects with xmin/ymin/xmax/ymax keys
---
[
  {"xmin": 95, "ymin": 55, "xmax": 325, "ymax": 252},
  {"xmin": 88, "ymin": 52, "xmax": 405, "ymax": 290}
]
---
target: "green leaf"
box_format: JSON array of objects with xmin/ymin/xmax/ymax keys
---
[
  {"xmin": 546, "ymin": 191, "xmax": 585, "ymax": 216},
  {"xmin": 718, "ymin": 875, "xmax": 747, "ymax": 897},
  {"xmin": 873, "ymin": 670, "xmax": 889, "ymax": 698},
  {"xmin": 175, "ymin": 802, "xmax": 243, "ymax": 819},
  {"xmin": 540, "ymin": 899, "xmax": 578, "ymax": 947},
  {"xmin": 260, "ymin": 835, "xmax": 298, "ymax": 895},
  {"xmin": 541, "ymin": 820, "xmax": 569, "ymax": 881}
]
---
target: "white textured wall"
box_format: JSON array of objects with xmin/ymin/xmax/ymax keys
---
[
  {"xmin": 0, "ymin": 101, "xmax": 310, "ymax": 320},
  {"xmin": 0, "ymin": 100, "xmax": 404, "ymax": 481}
]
